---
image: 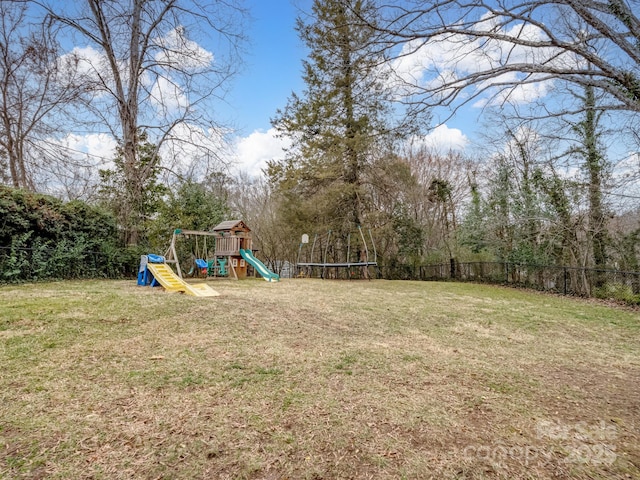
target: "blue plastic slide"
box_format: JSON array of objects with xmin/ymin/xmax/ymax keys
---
[{"xmin": 239, "ymin": 249, "xmax": 280, "ymax": 282}]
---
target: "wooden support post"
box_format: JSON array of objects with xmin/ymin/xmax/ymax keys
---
[
  {"xmin": 228, "ymin": 256, "xmax": 238, "ymax": 280},
  {"xmin": 163, "ymin": 231, "xmax": 183, "ymax": 278}
]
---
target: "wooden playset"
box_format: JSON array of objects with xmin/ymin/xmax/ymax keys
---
[{"xmin": 162, "ymin": 220, "xmax": 278, "ymax": 281}]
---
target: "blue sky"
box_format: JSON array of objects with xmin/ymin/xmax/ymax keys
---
[
  {"xmin": 224, "ymin": 0, "xmax": 471, "ymax": 175},
  {"xmin": 223, "ymin": 0, "xmax": 307, "ymax": 135},
  {"xmin": 48, "ymin": 0, "xmax": 636, "ymax": 199},
  {"xmin": 49, "ymin": 0, "xmax": 472, "ymax": 178}
]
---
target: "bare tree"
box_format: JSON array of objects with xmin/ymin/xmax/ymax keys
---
[
  {"xmin": 365, "ymin": 145, "xmax": 471, "ymax": 264},
  {"xmin": 567, "ymin": 83, "xmax": 611, "ymax": 268},
  {"xmin": 0, "ymin": 2, "xmax": 86, "ymax": 190},
  {"xmin": 229, "ymin": 172, "xmax": 295, "ymax": 273},
  {"xmin": 365, "ymin": 0, "xmax": 638, "ymax": 272},
  {"xmin": 404, "ymin": 147, "xmax": 470, "ymax": 260},
  {"xmin": 369, "ymin": 0, "xmax": 640, "ymax": 115},
  {"xmin": 40, "ymin": 0, "xmax": 247, "ymax": 244}
]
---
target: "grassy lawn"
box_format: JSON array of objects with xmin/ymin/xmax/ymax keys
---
[{"xmin": 1, "ymin": 278, "xmax": 639, "ymax": 479}]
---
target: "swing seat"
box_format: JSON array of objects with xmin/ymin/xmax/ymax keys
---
[
  {"xmin": 217, "ymin": 258, "xmax": 228, "ymax": 276},
  {"xmin": 195, "ymin": 258, "xmax": 208, "ymax": 276}
]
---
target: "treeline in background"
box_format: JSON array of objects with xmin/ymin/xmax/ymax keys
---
[{"xmin": 0, "ymin": 1, "xmax": 638, "ymax": 304}]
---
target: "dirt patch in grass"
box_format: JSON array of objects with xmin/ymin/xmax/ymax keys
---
[{"xmin": 1, "ymin": 279, "xmax": 639, "ymax": 479}]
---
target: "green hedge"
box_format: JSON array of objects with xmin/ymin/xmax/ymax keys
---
[{"xmin": 0, "ymin": 187, "xmax": 137, "ymax": 282}]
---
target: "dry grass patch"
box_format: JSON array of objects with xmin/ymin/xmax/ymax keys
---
[{"xmin": 1, "ymin": 279, "xmax": 639, "ymax": 479}]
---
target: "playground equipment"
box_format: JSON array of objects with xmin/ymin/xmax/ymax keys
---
[
  {"xmin": 215, "ymin": 257, "xmax": 228, "ymax": 276},
  {"xmin": 296, "ymin": 225, "xmax": 378, "ymax": 279},
  {"xmin": 163, "ymin": 229, "xmax": 217, "ymax": 278},
  {"xmin": 211, "ymin": 220, "xmax": 279, "ymax": 281},
  {"xmin": 137, "ymin": 254, "xmax": 220, "ymax": 297},
  {"xmin": 240, "ymin": 249, "xmax": 280, "ymax": 282},
  {"xmin": 161, "ymin": 220, "xmax": 279, "ymax": 281}
]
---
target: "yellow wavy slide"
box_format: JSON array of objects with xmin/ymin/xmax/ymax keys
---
[{"xmin": 146, "ymin": 263, "xmax": 220, "ymax": 297}]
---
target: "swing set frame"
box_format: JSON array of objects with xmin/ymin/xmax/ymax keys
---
[{"xmin": 163, "ymin": 229, "xmax": 237, "ymax": 279}]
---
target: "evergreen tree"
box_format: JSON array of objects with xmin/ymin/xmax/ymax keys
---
[
  {"xmin": 271, "ymin": 0, "xmax": 421, "ymax": 239},
  {"xmin": 148, "ymin": 180, "xmax": 230, "ymax": 251},
  {"xmin": 481, "ymin": 153, "xmax": 545, "ymax": 264},
  {"xmin": 98, "ymin": 131, "xmax": 168, "ymax": 246},
  {"xmin": 459, "ymin": 182, "xmax": 488, "ymax": 255}
]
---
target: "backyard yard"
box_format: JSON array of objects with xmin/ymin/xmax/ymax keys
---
[{"xmin": 1, "ymin": 278, "xmax": 638, "ymax": 479}]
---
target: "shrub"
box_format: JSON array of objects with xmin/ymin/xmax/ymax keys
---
[
  {"xmin": 594, "ymin": 282, "xmax": 640, "ymax": 305},
  {"xmin": 0, "ymin": 186, "xmax": 130, "ymax": 282}
]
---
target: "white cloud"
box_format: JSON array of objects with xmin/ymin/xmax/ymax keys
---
[
  {"xmin": 232, "ymin": 128, "xmax": 291, "ymax": 177},
  {"xmin": 33, "ymin": 132, "xmax": 117, "ymax": 200},
  {"xmin": 387, "ymin": 16, "xmax": 579, "ymax": 107},
  {"xmin": 158, "ymin": 123, "xmax": 229, "ymax": 181},
  {"xmin": 47, "ymin": 126, "xmax": 289, "ymax": 186},
  {"xmin": 414, "ymin": 124, "xmax": 469, "ymax": 153},
  {"xmin": 154, "ymin": 26, "xmax": 214, "ymax": 71},
  {"xmin": 59, "ymin": 132, "xmax": 117, "ymax": 164},
  {"xmin": 56, "ymin": 45, "xmax": 112, "ymax": 94},
  {"xmin": 150, "ymin": 76, "xmax": 189, "ymax": 112},
  {"xmin": 612, "ymin": 151, "xmax": 640, "ymax": 195},
  {"xmin": 61, "ymin": 45, "xmax": 107, "ymax": 76},
  {"xmin": 157, "ymin": 126, "xmax": 291, "ymax": 181},
  {"xmin": 59, "ymin": 30, "xmax": 213, "ymax": 115},
  {"xmin": 472, "ymin": 72, "xmax": 554, "ymax": 108}
]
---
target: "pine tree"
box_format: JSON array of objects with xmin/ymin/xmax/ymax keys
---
[
  {"xmin": 271, "ymin": 0, "xmax": 420, "ymax": 238},
  {"xmin": 98, "ymin": 131, "xmax": 168, "ymax": 245}
]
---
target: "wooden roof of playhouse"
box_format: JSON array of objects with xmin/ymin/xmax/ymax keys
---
[{"xmin": 212, "ymin": 220, "xmax": 251, "ymax": 234}]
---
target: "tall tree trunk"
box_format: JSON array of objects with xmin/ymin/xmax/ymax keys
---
[
  {"xmin": 583, "ymin": 84, "xmax": 608, "ymax": 269},
  {"xmin": 339, "ymin": 4, "xmax": 361, "ymax": 230}
]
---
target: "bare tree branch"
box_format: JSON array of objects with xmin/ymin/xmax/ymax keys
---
[
  {"xmin": 0, "ymin": 1, "xmax": 88, "ymax": 190},
  {"xmin": 36, "ymin": 0, "xmax": 247, "ymax": 243},
  {"xmin": 367, "ymin": 0, "xmax": 640, "ymax": 116}
]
